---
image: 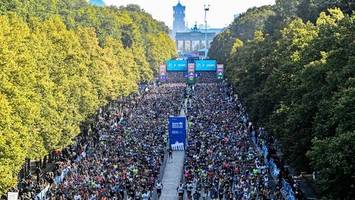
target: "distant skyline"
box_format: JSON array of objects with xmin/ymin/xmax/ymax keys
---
[{"xmin": 104, "ymin": 0, "xmax": 275, "ymax": 28}]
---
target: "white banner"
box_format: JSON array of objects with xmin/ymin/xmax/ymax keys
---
[{"xmin": 7, "ymin": 192, "xmax": 18, "ymax": 200}]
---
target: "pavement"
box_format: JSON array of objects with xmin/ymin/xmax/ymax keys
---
[{"xmin": 160, "ymin": 151, "xmax": 185, "ymax": 200}]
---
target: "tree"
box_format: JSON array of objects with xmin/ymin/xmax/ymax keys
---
[
  {"xmin": 209, "ymin": 5, "xmax": 275, "ymax": 64},
  {"xmin": 307, "ymin": 131, "xmax": 355, "ymax": 199},
  {"xmin": 209, "ymin": 4, "xmax": 354, "ymax": 198},
  {"xmin": 0, "ymin": 1, "xmax": 177, "ymax": 196}
]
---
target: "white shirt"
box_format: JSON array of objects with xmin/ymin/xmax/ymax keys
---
[
  {"xmin": 142, "ymin": 192, "xmax": 149, "ymax": 200},
  {"xmin": 74, "ymin": 194, "xmax": 81, "ymax": 200},
  {"xmin": 156, "ymin": 183, "xmax": 163, "ymax": 189}
]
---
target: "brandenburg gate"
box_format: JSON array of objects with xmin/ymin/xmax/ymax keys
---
[{"xmin": 175, "ymin": 26, "xmax": 219, "ymax": 53}]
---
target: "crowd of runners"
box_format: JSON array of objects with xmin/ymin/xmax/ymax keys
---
[
  {"xmin": 16, "ymin": 82, "xmax": 185, "ymax": 199},
  {"xmin": 13, "ymin": 70, "xmax": 298, "ymax": 200},
  {"xmin": 182, "ymin": 79, "xmax": 282, "ymax": 199}
]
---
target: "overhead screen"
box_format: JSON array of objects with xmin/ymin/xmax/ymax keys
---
[
  {"xmin": 195, "ymin": 60, "xmax": 217, "ymax": 71},
  {"xmin": 166, "ymin": 60, "xmax": 187, "ymax": 72}
]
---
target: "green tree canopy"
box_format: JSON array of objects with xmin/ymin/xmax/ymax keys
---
[
  {"xmin": 0, "ymin": 0, "xmax": 176, "ymax": 196},
  {"xmin": 209, "ymin": 2, "xmax": 354, "ymax": 198}
]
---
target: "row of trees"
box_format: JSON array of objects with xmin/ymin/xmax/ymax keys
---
[
  {"xmin": 209, "ymin": 0, "xmax": 354, "ymax": 199},
  {"xmin": 0, "ymin": 0, "xmax": 176, "ymax": 195}
]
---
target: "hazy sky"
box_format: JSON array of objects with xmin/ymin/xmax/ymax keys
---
[{"xmin": 104, "ymin": 0, "xmax": 275, "ymax": 28}]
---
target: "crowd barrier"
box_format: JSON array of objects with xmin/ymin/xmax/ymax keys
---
[
  {"xmin": 34, "ymin": 166, "xmax": 71, "ymax": 200},
  {"xmin": 268, "ymin": 159, "xmax": 280, "ymax": 179},
  {"xmin": 35, "ymin": 185, "xmax": 50, "ymax": 200},
  {"xmin": 281, "ymin": 179, "xmax": 296, "ymax": 200},
  {"xmin": 251, "ymin": 130, "xmax": 296, "ymax": 200},
  {"xmin": 262, "ymin": 144, "xmax": 268, "ymax": 160},
  {"xmin": 54, "ymin": 168, "xmax": 70, "ymax": 185}
]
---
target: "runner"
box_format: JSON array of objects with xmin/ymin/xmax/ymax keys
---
[
  {"xmin": 177, "ymin": 183, "xmax": 184, "ymax": 200},
  {"xmin": 168, "ymin": 147, "xmax": 173, "ymax": 160},
  {"xmin": 156, "ymin": 181, "xmax": 163, "ymax": 198}
]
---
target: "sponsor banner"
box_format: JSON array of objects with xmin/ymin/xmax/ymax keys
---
[
  {"xmin": 160, "ymin": 64, "xmax": 167, "ymax": 82},
  {"xmin": 159, "ymin": 64, "xmax": 166, "ymax": 75},
  {"xmin": 7, "ymin": 192, "xmax": 18, "ymax": 200},
  {"xmin": 166, "ymin": 60, "xmax": 187, "ymax": 71},
  {"xmin": 188, "ymin": 63, "xmax": 195, "ymax": 73},
  {"xmin": 217, "ymin": 64, "xmax": 224, "ymax": 79},
  {"xmin": 187, "ymin": 63, "xmax": 196, "ymax": 84},
  {"xmin": 195, "ymin": 60, "xmax": 217, "ymax": 71},
  {"xmin": 217, "ymin": 64, "xmax": 224, "ymax": 73},
  {"xmin": 168, "ymin": 116, "xmax": 187, "ymax": 150}
]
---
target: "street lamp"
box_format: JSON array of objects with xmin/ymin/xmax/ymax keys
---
[{"xmin": 204, "ymin": 4, "xmax": 210, "ymax": 59}]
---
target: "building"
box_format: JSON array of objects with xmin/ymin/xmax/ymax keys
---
[
  {"xmin": 172, "ymin": 1, "xmax": 223, "ymax": 55},
  {"xmin": 175, "ymin": 24, "xmax": 222, "ymax": 56},
  {"xmin": 173, "ymin": 1, "xmax": 187, "ymax": 38},
  {"xmin": 89, "ymin": 0, "xmax": 105, "ymax": 7}
]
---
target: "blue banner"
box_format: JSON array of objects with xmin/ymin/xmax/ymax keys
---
[
  {"xmin": 281, "ymin": 179, "xmax": 296, "ymax": 200},
  {"xmin": 54, "ymin": 168, "xmax": 70, "ymax": 185},
  {"xmin": 195, "ymin": 60, "xmax": 217, "ymax": 71},
  {"xmin": 166, "ymin": 60, "xmax": 187, "ymax": 72},
  {"xmin": 168, "ymin": 116, "xmax": 187, "ymax": 150}
]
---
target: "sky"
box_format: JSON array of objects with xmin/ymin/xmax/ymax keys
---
[{"xmin": 104, "ymin": 0, "xmax": 275, "ymax": 28}]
